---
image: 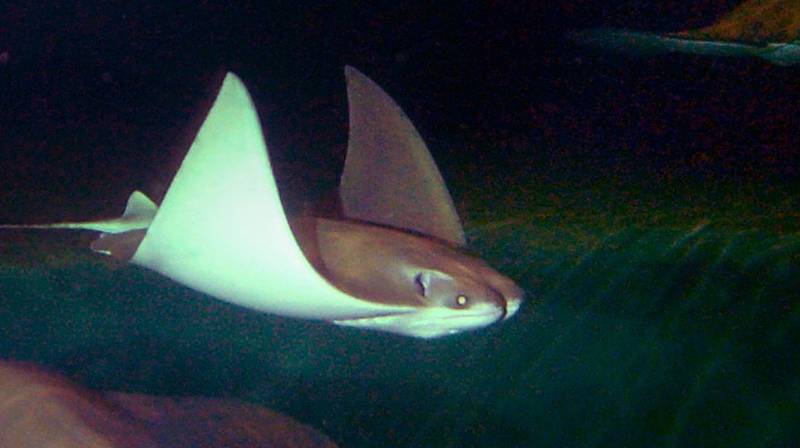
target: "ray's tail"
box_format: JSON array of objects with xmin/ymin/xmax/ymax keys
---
[{"xmin": 0, "ymin": 191, "xmax": 158, "ymax": 235}]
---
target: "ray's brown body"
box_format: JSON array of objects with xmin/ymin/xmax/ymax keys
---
[{"xmin": 95, "ymin": 216, "xmax": 520, "ymax": 318}]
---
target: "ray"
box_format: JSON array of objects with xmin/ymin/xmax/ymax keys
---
[{"xmin": 2, "ymin": 68, "xmax": 523, "ymax": 338}]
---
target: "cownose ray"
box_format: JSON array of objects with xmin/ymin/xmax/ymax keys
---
[
  {"xmin": 1, "ymin": 67, "xmax": 523, "ymax": 339},
  {"xmin": 568, "ymin": 0, "xmax": 800, "ymax": 66}
]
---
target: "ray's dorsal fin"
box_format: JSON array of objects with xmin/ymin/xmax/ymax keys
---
[
  {"xmin": 87, "ymin": 191, "xmax": 156, "ymax": 260},
  {"xmin": 122, "ymin": 190, "xmax": 158, "ymax": 221},
  {"xmin": 340, "ymin": 66, "xmax": 466, "ymax": 247}
]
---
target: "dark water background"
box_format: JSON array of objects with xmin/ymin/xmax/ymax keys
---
[{"xmin": 1, "ymin": 1, "xmax": 799, "ymax": 446}]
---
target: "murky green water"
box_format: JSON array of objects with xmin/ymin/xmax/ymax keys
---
[{"xmin": 1, "ymin": 181, "xmax": 798, "ymax": 447}]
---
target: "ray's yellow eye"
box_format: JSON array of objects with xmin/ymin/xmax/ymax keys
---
[{"xmin": 455, "ymin": 294, "xmax": 469, "ymax": 307}]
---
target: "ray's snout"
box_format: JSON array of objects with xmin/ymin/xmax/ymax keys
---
[
  {"xmin": 494, "ymin": 294, "xmax": 508, "ymax": 322},
  {"xmin": 483, "ymin": 273, "xmax": 524, "ymax": 323},
  {"xmin": 504, "ymin": 294, "xmax": 523, "ymax": 321},
  {"xmin": 499, "ymin": 281, "xmax": 524, "ymax": 321}
]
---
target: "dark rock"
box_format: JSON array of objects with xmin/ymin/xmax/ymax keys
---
[{"xmin": 0, "ymin": 360, "xmax": 338, "ymax": 448}]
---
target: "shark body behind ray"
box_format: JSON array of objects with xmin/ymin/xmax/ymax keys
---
[
  {"xmin": 569, "ymin": 0, "xmax": 800, "ymax": 66},
  {"xmin": 2, "ymin": 67, "xmax": 523, "ymax": 339}
]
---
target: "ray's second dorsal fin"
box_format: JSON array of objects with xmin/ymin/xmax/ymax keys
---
[
  {"xmin": 122, "ymin": 191, "xmax": 158, "ymax": 220},
  {"xmin": 340, "ymin": 66, "xmax": 466, "ymax": 247}
]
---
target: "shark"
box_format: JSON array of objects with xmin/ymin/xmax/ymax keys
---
[
  {"xmin": 568, "ymin": 0, "xmax": 800, "ymax": 66},
  {"xmin": 2, "ymin": 66, "xmax": 523, "ymax": 339}
]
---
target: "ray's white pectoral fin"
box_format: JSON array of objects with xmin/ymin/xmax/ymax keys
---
[
  {"xmin": 340, "ymin": 66, "xmax": 466, "ymax": 247},
  {"xmin": 130, "ymin": 72, "xmax": 414, "ymax": 321}
]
